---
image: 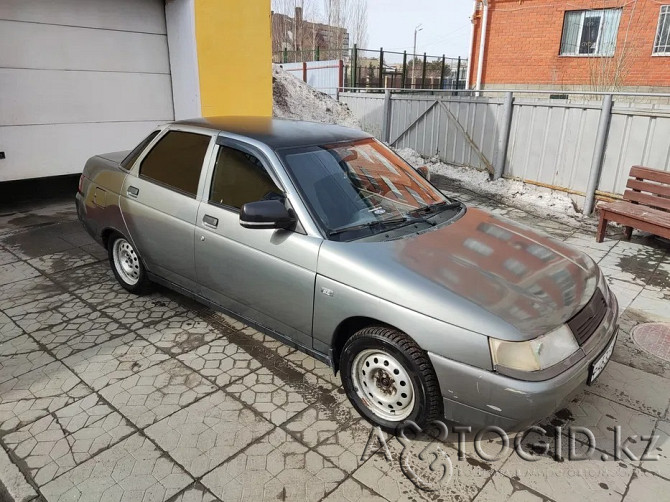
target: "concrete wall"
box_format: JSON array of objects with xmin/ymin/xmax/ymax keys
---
[
  {"xmin": 166, "ymin": 0, "xmax": 202, "ymax": 120},
  {"xmin": 194, "ymin": 0, "xmax": 273, "ymax": 117},
  {"xmin": 0, "ymin": 0, "xmax": 174, "ymax": 181},
  {"xmin": 0, "ymin": 0, "xmax": 274, "ymax": 182}
]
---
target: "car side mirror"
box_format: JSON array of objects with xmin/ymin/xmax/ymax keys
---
[
  {"xmin": 416, "ymin": 166, "xmax": 431, "ymax": 181},
  {"xmin": 240, "ymin": 200, "xmax": 295, "ymax": 230}
]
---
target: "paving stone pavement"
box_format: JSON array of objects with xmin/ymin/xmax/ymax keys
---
[{"xmin": 0, "ymin": 188, "xmax": 669, "ymax": 501}]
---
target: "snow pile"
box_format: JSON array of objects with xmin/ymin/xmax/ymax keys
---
[
  {"xmin": 395, "ymin": 147, "xmax": 589, "ymax": 225},
  {"xmin": 272, "ymin": 65, "xmax": 360, "ymax": 128}
]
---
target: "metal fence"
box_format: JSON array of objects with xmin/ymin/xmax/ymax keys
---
[
  {"xmin": 272, "ymin": 47, "xmax": 468, "ymax": 90},
  {"xmin": 339, "ymin": 89, "xmax": 670, "ymax": 213}
]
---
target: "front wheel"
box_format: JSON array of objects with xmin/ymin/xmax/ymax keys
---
[
  {"xmin": 340, "ymin": 327, "xmax": 443, "ymax": 433},
  {"xmin": 108, "ymin": 234, "xmax": 151, "ymax": 294}
]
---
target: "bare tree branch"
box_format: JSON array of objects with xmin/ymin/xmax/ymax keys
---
[{"xmin": 272, "ymin": 0, "xmax": 368, "ymax": 60}]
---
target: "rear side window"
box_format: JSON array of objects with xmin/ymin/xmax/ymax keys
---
[
  {"xmin": 120, "ymin": 130, "xmax": 160, "ymax": 170},
  {"xmin": 209, "ymin": 145, "xmax": 282, "ymax": 209},
  {"xmin": 139, "ymin": 131, "xmax": 210, "ymax": 197}
]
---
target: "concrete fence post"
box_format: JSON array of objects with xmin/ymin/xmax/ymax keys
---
[
  {"xmin": 381, "ymin": 89, "xmax": 392, "ymax": 143},
  {"xmin": 494, "ymin": 91, "xmax": 514, "ymax": 180},
  {"xmin": 583, "ymin": 94, "xmax": 613, "ymax": 215}
]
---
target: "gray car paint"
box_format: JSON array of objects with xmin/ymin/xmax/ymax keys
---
[
  {"xmin": 78, "ymin": 151, "xmax": 131, "ymax": 244},
  {"xmin": 432, "ymin": 287, "xmax": 618, "ymax": 428},
  {"xmin": 118, "ymin": 127, "xmax": 218, "ymax": 293},
  {"xmin": 195, "ymin": 203, "xmax": 321, "ymax": 348},
  {"xmin": 317, "ymin": 207, "xmax": 598, "ymax": 342},
  {"xmin": 76, "ymin": 118, "xmax": 618, "ymax": 428}
]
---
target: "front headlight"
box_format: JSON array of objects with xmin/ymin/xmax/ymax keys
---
[{"xmin": 489, "ymin": 325, "xmax": 579, "ymax": 372}]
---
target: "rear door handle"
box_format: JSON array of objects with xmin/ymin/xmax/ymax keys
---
[
  {"xmin": 127, "ymin": 186, "xmax": 139, "ymax": 198},
  {"xmin": 202, "ymin": 214, "xmax": 218, "ymax": 229}
]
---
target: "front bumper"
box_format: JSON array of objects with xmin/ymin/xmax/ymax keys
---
[{"xmin": 429, "ymin": 289, "xmax": 619, "ymax": 430}]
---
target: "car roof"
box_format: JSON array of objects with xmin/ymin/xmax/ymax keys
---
[{"xmin": 173, "ymin": 116, "xmax": 372, "ymax": 149}]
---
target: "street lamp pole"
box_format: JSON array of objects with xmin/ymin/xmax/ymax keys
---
[{"xmin": 412, "ymin": 24, "xmax": 423, "ymax": 89}]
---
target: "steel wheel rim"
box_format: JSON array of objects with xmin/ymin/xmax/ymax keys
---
[
  {"xmin": 351, "ymin": 348, "xmax": 415, "ymax": 421},
  {"xmin": 112, "ymin": 238, "xmax": 140, "ymax": 286}
]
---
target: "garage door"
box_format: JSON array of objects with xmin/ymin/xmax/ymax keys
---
[{"xmin": 0, "ymin": 0, "xmax": 174, "ymax": 181}]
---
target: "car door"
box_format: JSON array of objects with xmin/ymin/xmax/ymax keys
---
[
  {"xmin": 194, "ymin": 140, "xmax": 321, "ymax": 348},
  {"xmin": 120, "ymin": 128, "xmax": 215, "ymax": 291}
]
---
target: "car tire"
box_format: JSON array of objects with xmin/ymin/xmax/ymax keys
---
[
  {"xmin": 340, "ymin": 326, "xmax": 442, "ymax": 434},
  {"xmin": 108, "ymin": 233, "xmax": 151, "ymax": 294}
]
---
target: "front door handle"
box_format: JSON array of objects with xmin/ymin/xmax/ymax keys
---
[
  {"xmin": 127, "ymin": 186, "xmax": 139, "ymax": 198},
  {"xmin": 202, "ymin": 214, "xmax": 218, "ymax": 229}
]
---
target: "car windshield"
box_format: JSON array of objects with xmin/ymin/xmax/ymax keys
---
[{"xmin": 278, "ymin": 138, "xmax": 457, "ymax": 240}]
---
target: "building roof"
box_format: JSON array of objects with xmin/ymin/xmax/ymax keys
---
[{"xmin": 174, "ymin": 117, "xmax": 371, "ymax": 149}]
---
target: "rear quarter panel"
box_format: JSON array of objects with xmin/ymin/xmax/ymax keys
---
[{"xmin": 79, "ymin": 153, "xmax": 131, "ymax": 244}]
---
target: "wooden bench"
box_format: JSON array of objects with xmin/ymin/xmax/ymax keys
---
[{"xmin": 596, "ymin": 166, "xmax": 670, "ymax": 243}]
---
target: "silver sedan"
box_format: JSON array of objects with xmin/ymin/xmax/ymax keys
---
[{"xmin": 76, "ymin": 117, "xmax": 619, "ymax": 432}]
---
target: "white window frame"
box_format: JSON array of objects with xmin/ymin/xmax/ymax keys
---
[
  {"xmin": 653, "ymin": 5, "xmax": 670, "ymax": 56},
  {"xmin": 560, "ymin": 9, "xmax": 620, "ymax": 57},
  {"xmin": 581, "ymin": 11, "xmax": 603, "ymax": 55}
]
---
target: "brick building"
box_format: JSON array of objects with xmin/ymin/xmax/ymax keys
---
[
  {"xmin": 468, "ymin": 0, "xmax": 670, "ymax": 91},
  {"xmin": 271, "ymin": 7, "xmax": 349, "ymax": 58}
]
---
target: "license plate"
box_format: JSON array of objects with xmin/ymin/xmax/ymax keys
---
[{"xmin": 588, "ymin": 332, "xmax": 617, "ymax": 385}]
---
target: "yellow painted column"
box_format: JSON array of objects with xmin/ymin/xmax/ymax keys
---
[{"xmin": 194, "ymin": 0, "xmax": 272, "ymax": 117}]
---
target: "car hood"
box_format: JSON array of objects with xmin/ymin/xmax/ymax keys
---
[{"xmin": 317, "ymin": 207, "xmax": 598, "ymax": 341}]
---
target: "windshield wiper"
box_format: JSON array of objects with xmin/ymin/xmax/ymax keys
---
[
  {"xmin": 409, "ymin": 200, "xmax": 462, "ymax": 217},
  {"xmin": 328, "ymin": 221, "xmax": 381, "ymax": 238},
  {"xmin": 328, "ymin": 216, "xmax": 424, "ymax": 238}
]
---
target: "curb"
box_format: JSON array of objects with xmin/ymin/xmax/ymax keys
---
[{"xmin": 0, "ymin": 447, "xmax": 37, "ymax": 502}]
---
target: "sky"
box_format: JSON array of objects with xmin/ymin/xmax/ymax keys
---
[{"xmin": 366, "ymin": 0, "xmax": 474, "ymax": 61}]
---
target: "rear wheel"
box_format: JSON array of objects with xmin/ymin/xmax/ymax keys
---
[
  {"xmin": 108, "ymin": 234, "xmax": 150, "ymax": 294},
  {"xmin": 340, "ymin": 326, "xmax": 442, "ymax": 433}
]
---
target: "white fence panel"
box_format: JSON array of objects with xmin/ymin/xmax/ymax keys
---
[
  {"xmin": 280, "ymin": 59, "xmax": 341, "ymax": 97},
  {"xmin": 506, "ymin": 100, "xmax": 601, "ymax": 193},
  {"xmin": 338, "ymin": 93, "xmax": 385, "ymax": 137},
  {"xmin": 600, "ymin": 104, "xmax": 670, "ymax": 194}
]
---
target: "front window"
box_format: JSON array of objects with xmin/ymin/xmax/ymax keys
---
[
  {"xmin": 654, "ymin": 5, "xmax": 670, "ymax": 55},
  {"xmin": 209, "ymin": 145, "xmax": 283, "ymax": 210},
  {"xmin": 278, "ymin": 139, "xmax": 457, "ymax": 240},
  {"xmin": 560, "ymin": 9, "xmax": 622, "ymax": 56}
]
